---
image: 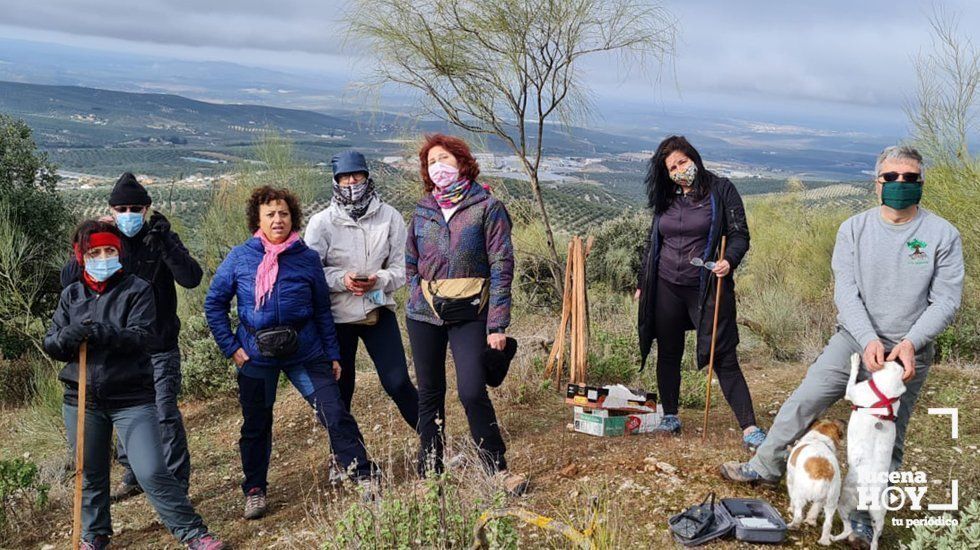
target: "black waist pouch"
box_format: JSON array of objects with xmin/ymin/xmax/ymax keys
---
[
  {"xmin": 253, "ymin": 326, "xmax": 300, "ymax": 358},
  {"xmin": 422, "ymin": 278, "xmax": 489, "ymax": 324}
]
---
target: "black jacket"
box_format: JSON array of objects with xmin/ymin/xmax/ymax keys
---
[
  {"xmin": 44, "ymin": 273, "xmax": 157, "ymax": 410},
  {"xmin": 61, "ymin": 215, "xmax": 202, "ymax": 352},
  {"xmin": 637, "ymin": 175, "xmax": 750, "ymax": 369}
]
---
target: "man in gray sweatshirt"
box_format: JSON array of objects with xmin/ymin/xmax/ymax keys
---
[{"xmin": 719, "ymin": 145, "xmax": 963, "ymax": 548}]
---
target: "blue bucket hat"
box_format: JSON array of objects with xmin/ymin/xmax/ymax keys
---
[{"xmin": 331, "ymin": 150, "xmax": 370, "ymax": 182}]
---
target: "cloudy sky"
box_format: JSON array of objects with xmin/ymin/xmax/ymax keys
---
[{"xmin": 1, "ymin": 0, "xmax": 978, "ymax": 134}]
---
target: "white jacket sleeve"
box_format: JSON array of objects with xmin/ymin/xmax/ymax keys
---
[
  {"xmin": 304, "ymin": 213, "xmax": 348, "ymax": 293},
  {"xmin": 374, "ymin": 208, "xmax": 407, "ymax": 293}
]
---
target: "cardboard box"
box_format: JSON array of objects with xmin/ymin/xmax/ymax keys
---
[
  {"xmin": 573, "ymin": 407, "xmax": 627, "ymax": 436},
  {"xmin": 565, "ymin": 384, "xmax": 658, "ymax": 413},
  {"xmin": 572, "ymin": 405, "xmax": 664, "ymax": 437}
]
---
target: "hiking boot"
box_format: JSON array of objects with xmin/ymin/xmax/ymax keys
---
[
  {"xmin": 328, "ymin": 461, "xmax": 348, "ymax": 486},
  {"xmin": 651, "ymin": 414, "xmax": 682, "ymax": 435},
  {"xmin": 495, "ymin": 471, "xmax": 530, "ymax": 497},
  {"xmin": 357, "ymin": 477, "xmax": 382, "ymax": 503},
  {"xmin": 742, "ymin": 427, "xmax": 767, "ymax": 452},
  {"xmin": 81, "ymin": 535, "xmax": 111, "ymax": 550},
  {"xmin": 109, "ymin": 480, "xmax": 143, "ymax": 502},
  {"xmin": 186, "ymin": 533, "xmax": 226, "ymax": 550},
  {"xmin": 718, "ymin": 461, "xmax": 779, "ymax": 487},
  {"xmin": 847, "ymin": 520, "xmax": 873, "ymax": 550},
  {"xmin": 243, "ymin": 487, "xmax": 267, "ymax": 520}
]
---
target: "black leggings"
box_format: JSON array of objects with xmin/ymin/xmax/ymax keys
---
[
  {"xmin": 407, "ymin": 318, "xmax": 506, "ymax": 476},
  {"xmin": 335, "ymin": 308, "xmax": 419, "ymax": 431},
  {"xmin": 654, "ymin": 279, "xmax": 757, "ymax": 429}
]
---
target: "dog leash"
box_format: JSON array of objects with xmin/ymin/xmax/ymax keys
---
[{"xmin": 851, "ymin": 377, "xmax": 899, "ymax": 421}]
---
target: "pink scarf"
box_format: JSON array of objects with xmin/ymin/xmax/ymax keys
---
[{"xmin": 253, "ymin": 229, "xmax": 301, "ymax": 310}]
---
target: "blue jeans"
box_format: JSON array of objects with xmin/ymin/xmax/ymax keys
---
[
  {"xmin": 336, "ymin": 308, "xmax": 419, "ymax": 430},
  {"xmin": 237, "ymin": 360, "xmax": 376, "ymax": 493},
  {"xmin": 748, "ymin": 330, "xmax": 933, "ymax": 526},
  {"xmin": 64, "ymin": 403, "xmax": 208, "ymax": 544},
  {"xmin": 118, "ymin": 348, "xmax": 191, "ymax": 488}
]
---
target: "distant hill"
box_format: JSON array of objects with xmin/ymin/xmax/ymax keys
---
[{"xmin": 0, "ymin": 80, "xmax": 665, "ymax": 179}]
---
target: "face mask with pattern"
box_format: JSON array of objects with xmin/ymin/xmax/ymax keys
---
[
  {"xmin": 332, "ymin": 177, "xmax": 376, "ymax": 220},
  {"xmin": 670, "ymin": 163, "xmax": 698, "ymax": 186}
]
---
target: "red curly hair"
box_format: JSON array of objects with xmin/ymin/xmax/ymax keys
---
[{"xmin": 418, "ymin": 134, "xmax": 481, "ymax": 192}]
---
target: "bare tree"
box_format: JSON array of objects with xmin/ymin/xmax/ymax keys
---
[
  {"xmin": 907, "ymin": 6, "xmax": 979, "ymax": 168},
  {"xmin": 348, "ymin": 0, "xmax": 675, "ymax": 288}
]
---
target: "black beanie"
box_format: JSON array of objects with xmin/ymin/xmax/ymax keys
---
[{"xmin": 108, "ymin": 172, "xmax": 152, "ymax": 206}]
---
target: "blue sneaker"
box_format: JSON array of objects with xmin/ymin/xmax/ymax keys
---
[
  {"xmin": 742, "ymin": 427, "xmax": 767, "ymax": 452},
  {"xmin": 847, "ymin": 519, "xmax": 873, "ymax": 549},
  {"xmin": 718, "ymin": 461, "xmax": 779, "ymax": 487},
  {"xmin": 652, "ymin": 414, "xmax": 682, "ymax": 435}
]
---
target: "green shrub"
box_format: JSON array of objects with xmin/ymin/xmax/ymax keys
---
[
  {"xmin": 180, "ymin": 315, "xmax": 236, "ymax": 398},
  {"xmin": 0, "ymin": 458, "xmax": 50, "ymax": 537},
  {"xmin": 0, "ymin": 357, "xmax": 32, "ymax": 405},
  {"xmin": 324, "ymin": 475, "xmax": 518, "ymax": 549},
  {"xmin": 0, "ymin": 115, "xmax": 73, "ymax": 359},
  {"xmin": 737, "ymin": 192, "xmax": 855, "ymax": 360},
  {"xmin": 919, "ymin": 162, "xmax": 980, "ymax": 360},
  {"xmin": 901, "ymin": 499, "xmax": 980, "ymax": 549},
  {"xmin": 586, "ymin": 212, "xmax": 648, "ymax": 293}
]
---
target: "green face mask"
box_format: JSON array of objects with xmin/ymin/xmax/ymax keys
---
[{"xmin": 881, "ymin": 182, "xmax": 923, "ymax": 210}]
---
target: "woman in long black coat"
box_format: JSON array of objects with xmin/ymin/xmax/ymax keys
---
[{"xmin": 636, "ymin": 135, "xmax": 765, "ymax": 450}]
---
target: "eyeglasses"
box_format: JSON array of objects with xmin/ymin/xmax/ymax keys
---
[
  {"xmin": 878, "ymin": 172, "xmax": 922, "ymax": 183},
  {"xmin": 112, "ymin": 205, "xmax": 146, "ymax": 213}
]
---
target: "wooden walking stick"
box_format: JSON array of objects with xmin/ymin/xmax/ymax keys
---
[
  {"xmin": 702, "ymin": 236, "xmax": 727, "ymax": 441},
  {"xmin": 71, "ymin": 340, "xmax": 88, "ymax": 550}
]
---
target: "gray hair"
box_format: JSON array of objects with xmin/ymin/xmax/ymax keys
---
[{"xmin": 875, "ymin": 145, "xmax": 924, "ymax": 176}]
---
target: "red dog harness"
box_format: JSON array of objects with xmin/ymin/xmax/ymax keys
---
[{"xmin": 851, "ymin": 378, "xmax": 900, "ymax": 422}]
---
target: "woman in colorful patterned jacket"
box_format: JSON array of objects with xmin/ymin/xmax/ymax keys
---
[{"xmin": 406, "ymin": 134, "xmax": 526, "ymax": 495}]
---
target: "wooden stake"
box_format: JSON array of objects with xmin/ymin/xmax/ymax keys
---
[
  {"xmin": 71, "ymin": 341, "xmax": 88, "ymax": 550},
  {"xmin": 574, "ymin": 237, "xmax": 587, "ymax": 384},
  {"xmin": 546, "ymin": 240, "xmax": 575, "ymax": 388},
  {"xmin": 702, "ymin": 236, "xmax": 727, "ymax": 440}
]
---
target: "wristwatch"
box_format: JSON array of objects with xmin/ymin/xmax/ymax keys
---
[{"xmin": 488, "ymin": 327, "xmax": 506, "ymax": 334}]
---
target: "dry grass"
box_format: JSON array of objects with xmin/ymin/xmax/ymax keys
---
[{"xmin": 1, "ymin": 309, "xmax": 977, "ymax": 548}]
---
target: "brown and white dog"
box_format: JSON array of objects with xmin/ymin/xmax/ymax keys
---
[
  {"xmin": 785, "ymin": 418, "xmax": 846, "ymax": 545},
  {"xmin": 833, "ymin": 353, "xmax": 907, "ymax": 550}
]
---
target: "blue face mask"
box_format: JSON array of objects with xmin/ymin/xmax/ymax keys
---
[
  {"xmin": 115, "ymin": 212, "xmax": 144, "ymax": 237},
  {"xmin": 85, "ymin": 256, "xmax": 123, "ymax": 282}
]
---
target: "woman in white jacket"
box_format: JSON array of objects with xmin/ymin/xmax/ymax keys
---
[{"xmin": 305, "ymin": 151, "xmax": 419, "ymax": 432}]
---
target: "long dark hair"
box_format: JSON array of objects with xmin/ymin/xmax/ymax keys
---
[{"xmin": 644, "ymin": 135, "xmax": 713, "ymax": 214}]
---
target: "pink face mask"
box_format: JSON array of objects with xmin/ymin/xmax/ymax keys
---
[{"xmin": 428, "ymin": 161, "xmax": 460, "ymax": 189}]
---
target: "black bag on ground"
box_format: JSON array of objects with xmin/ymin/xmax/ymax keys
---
[{"xmin": 669, "ymin": 492, "xmax": 717, "ymax": 541}]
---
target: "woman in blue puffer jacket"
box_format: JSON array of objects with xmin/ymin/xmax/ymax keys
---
[{"xmin": 205, "ymin": 186, "xmax": 377, "ymax": 519}]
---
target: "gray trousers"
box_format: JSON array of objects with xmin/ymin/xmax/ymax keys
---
[
  {"xmin": 64, "ymin": 403, "xmax": 207, "ymax": 543},
  {"xmin": 747, "ymin": 330, "xmax": 933, "ymax": 523},
  {"xmin": 117, "ymin": 348, "xmax": 191, "ymax": 487}
]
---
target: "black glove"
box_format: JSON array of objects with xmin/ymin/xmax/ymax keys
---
[
  {"xmin": 88, "ymin": 323, "xmax": 119, "ymax": 348},
  {"xmin": 60, "ymin": 323, "xmax": 92, "ymax": 348},
  {"xmin": 143, "ymin": 211, "xmax": 172, "ymax": 250}
]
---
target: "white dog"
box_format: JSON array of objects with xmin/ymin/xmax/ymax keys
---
[
  {"xmin": 833, "ymin": 353, "xmax": 907, "ymax": 550},
  {"xmin": 785, "ymin": 418, "xmax": 845, "ymax": 545}
]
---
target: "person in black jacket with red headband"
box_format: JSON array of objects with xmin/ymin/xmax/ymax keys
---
[
  {"xmin": 45, "ymin": 220, "xmax": 223, "ymax": 550},
  {"xmin": 636, "ymin": 136, "xmax": 765, "ymax": 450},
  {"xmin": 61, "ymin": 172, "xmax": 202, "ymax": 500}
]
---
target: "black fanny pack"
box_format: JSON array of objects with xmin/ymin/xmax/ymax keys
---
[
  {"xmin": 421, "ymin": 278, "xmax": 489, "ymax": 324},
  {"xmin": 248, "ymin": 323, "xmax": 303, "ymax": 358}
]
